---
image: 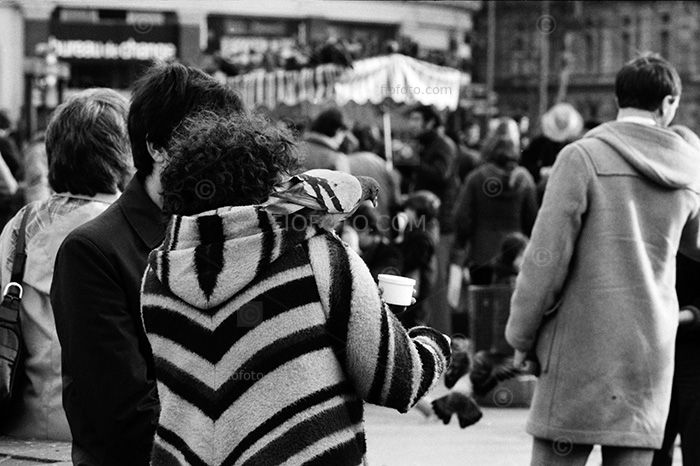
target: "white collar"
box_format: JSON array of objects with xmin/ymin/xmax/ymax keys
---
[{"xmin": 617, "ymin": 116, "xmax": 657, "ymax": 126}]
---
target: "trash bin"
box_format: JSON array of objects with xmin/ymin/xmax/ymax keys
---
[{"xmin": 466, "ymin": 284, "xmax": 513, "ymax": 354}]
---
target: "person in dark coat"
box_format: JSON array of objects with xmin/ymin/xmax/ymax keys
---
[
  {"xmin": 652, "ymin": 252, "xmax": 700, "ymax": 466},
  {"xmin": 450, "ymin": 117, "xmax": 537, "ymax": 288},
  {"xmin": 520, "ymin": 102, "xmax": 583, "ymax": 185},
  {"xmin": 50, "ymin": 63, "xmax": 244, "ymax": 466},
  {"xmin": 300, "ymin": 107, "xmax": 351, "ymax": 172},
  {"xmin": 407, "ymin": 104, "xmax": 458, "ymax": 335}
]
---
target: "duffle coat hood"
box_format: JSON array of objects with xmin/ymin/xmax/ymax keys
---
[{"xmin": 506, "ymin": 121, "xmax": 700, "ymax": 448}]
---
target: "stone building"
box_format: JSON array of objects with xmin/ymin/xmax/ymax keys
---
[{"xmin": 473, "ymin": 0, "xmax": 700, "ymax": 131}]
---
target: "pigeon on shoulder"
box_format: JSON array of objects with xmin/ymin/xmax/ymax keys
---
[{"xmin": 261, "ymin": 169, "xmax": 380, "ymax": 231}]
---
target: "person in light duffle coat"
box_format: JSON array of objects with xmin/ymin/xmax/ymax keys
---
[{"xmin": 506, "ymin": 53, "xmax": 700, "ymax": 465}]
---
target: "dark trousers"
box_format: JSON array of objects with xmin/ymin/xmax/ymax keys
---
[{"xmin": 652, "ymin": 371, "xmax": 700, "ymax": 466}]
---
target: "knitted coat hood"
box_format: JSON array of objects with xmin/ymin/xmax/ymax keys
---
[
  {"xmin": 585, "ymin": 121, "xmax": 700, "ymax": 191},
  {"xmin": 148, "ymin": 206, "xmax": 317, "ymax": 309},
  {"xmin": 142, "ymin": 204, "xmax": 451, "ymax": 465}
]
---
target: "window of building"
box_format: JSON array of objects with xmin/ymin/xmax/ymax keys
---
[
  {"xmin": 661, "ymin": 30, "xmax": 670, "ymax": 58},
  {"xmin": 622, "ymin": 32, "xmax": 631, "ymax": 62},
  {"xmin": 585, "ymin": 33, "xmax": 595, "ymax": 71}
]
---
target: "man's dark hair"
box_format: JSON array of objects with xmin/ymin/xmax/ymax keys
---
[
  {"xmin": 615, "ymin": 53, "xmax": 681, "ymax": 111},
  {"xmin": 310, "ymin": 108, "xmax": 347, "ymax": 137},
  {"xmin": 46, "ymin": 88, "xmax": 133, "ymax": 196},
  {"xmin": 128, "ymin": 62, "xmax": 244, "ymax": 179},
  {"xmin": 161, "ymin": 110, "xmax": 300, "ymax": 216},
  {"xmin": 410, "ymin": 104, "xmax": 442, "ymax": 128}
]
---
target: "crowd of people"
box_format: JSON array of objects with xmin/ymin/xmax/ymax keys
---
[
  {"xmin": 0, "ymin": 52, "xmax": 698, "ymax": 466},
  {"xmin": 203, "ymin": 34, "xmax": 468, "ymax": 78}
]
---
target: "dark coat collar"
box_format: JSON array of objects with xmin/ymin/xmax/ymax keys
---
[
  {"xmin": 419, "ymin": 129, "xmax": 440, "ymax": 145},
  {"xmin": 119, "ymin": 175, "xmax": 167, "ymax": 249}
]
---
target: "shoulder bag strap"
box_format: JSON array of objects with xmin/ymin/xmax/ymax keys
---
[{"xmin": 9, "ymin": 208, "xmax": 31, "ymax": 286}]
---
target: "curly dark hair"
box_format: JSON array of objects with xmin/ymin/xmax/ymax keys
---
[{"xmin": 161, "ymin": 111, "xmax": 300, "ymax": 216}]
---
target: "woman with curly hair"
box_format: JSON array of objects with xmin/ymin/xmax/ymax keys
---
[{"xmin": 141, "ymin": 111, "xmax": 451, "ymax": 466}]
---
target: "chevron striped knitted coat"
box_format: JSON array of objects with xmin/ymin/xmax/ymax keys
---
[{"xmin": 141, "ymin": 205, "xmax": 451, "ymax": 466}]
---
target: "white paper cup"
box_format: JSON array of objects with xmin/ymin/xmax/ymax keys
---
[{"xmin": 377, "ymin": 274, "xmax": 416, "ymax": 306}]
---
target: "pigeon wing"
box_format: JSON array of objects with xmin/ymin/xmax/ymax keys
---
[
  {"xmin": 299, "ymin": 169, "xmax": 362, "ymax": 214},
  {"xmin": 470, "ymin": 351, "xmax": 522, "ymax": 397},
  {"xmin": 268, "ymin": 176, "xmax": 326, "ymax": 211}
]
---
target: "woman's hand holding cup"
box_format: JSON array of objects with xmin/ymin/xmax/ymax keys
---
[{"xmin": 378, "ymin": 274, "xmax": 417, "ymax": 315}]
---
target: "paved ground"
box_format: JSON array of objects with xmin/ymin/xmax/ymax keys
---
[
  {"xmin": 0, "ymin": 395, "xmax": 684, "ymax": 466},
  {"xmin": 364, "ymin": 391, "xmax": 683, "ymax": 466}
]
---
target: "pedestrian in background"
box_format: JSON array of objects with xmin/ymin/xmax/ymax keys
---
[
  {"xmin": 348, "ymin": 123, "xmax": 401, "ymax": 233},
  {"xmin": 520, "ymin": 102, "xmax": 583, "ymax": 186},
  {"xmin": 449, "ymin": 117, "xmax": 537, "ymax": 303},
  {"xmin": 407, "ymin": 104, "xmax": 458, "ymax": 335},
  {"xmin": 652, "ymin": 251, "xmax": 700, "ymax": 466},
  {"xmin": 50, "ymin": 63, "xmax": 244, "ymax": 466},
  {"xmin": 0, "ymin": 88, "xmax": 132, "ymax": 441},
  {"xmin": 506, "ymin": 53, "xmax": 700, "ymax": 466},
  {"xmin": 300, "ymin": 107, "xmax": 351, "ymax": 172}
]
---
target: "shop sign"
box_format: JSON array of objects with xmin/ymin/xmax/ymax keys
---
[{"xmin": 48, "ymin": 36, "xmax": 177, "ymax": 61}]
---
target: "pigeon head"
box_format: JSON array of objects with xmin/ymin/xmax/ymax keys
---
[{"xmin": 357, "ymin": 176, "xmax": 380, "ymax": 208}]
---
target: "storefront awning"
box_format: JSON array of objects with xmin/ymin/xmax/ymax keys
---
[{"xmin": 227, "ymin": 53, "xmax": 464, "ymax": 111}]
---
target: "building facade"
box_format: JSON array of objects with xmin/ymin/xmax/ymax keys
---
[
  {"xmin": 473, "ymin": 0, "xmax": 700, "ymax": 132},
  {"xmin": 0, "ymin": 0, "xmax": 479, "ymax": 140}
]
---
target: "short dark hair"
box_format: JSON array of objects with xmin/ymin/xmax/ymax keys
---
[
  {"xmin": 404, "ymin": 190, "xmax": 441, "ymax": 221},
  {"xmin": 410, "ymin": 104, "xmax": 442, "ymax": 128},
  {"xmin": 310, "ymin": 108, "xmax": 347, "ymax": 137},
  {"xmin": 615, "ymin": 53, "xmax": 681, "ymax": 111},
  {"xmin": 161, "ymin": 111, "xmax": 300, "ymax": 216},
  {"xmin": 128, "ymin": 62, "xmax": 244, "ymax": 179},
  {"xmin": 46, "ymin": 88, "xmax": 132, "ymax": 196}
]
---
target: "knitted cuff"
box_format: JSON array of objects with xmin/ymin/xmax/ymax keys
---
[{"xmin": 408, "ymin": 326, "xmax": 452, "ymax": 360}]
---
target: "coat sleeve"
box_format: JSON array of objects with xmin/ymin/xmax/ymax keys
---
[
  {"xmin": 51, "ymin": 233, "xmax": 158, "ymax": 465},
  {"xmin": 450, "ymin": 172, "xmax": 478, "ymax": 265},
  {"xmin": 308, "ymin": 235, "xmax": 450, "ymax": 413},
  {"xmin": 519, "ymin": 170, "xmax": 539, "ymax": 237},
  {"xmin": 505, "ymin": 145, "xmax": 591, "ymax": 352}
]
